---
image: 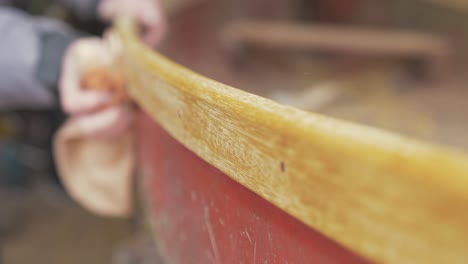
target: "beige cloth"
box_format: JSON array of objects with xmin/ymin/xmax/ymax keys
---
[{"xmin": 53, "ymin": 118, "xmax": 135, "ymax": 217}]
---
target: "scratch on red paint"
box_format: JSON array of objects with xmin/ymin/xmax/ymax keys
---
[
  {"xmin": 245, "ymin": 228, "xmax": 253, "ymax": 244},
  {"xmin": 254, "ymin": 241, "xmax": 257, "ymax": 264},
  {"xmin": 204, "ymin": 207, "xmax": 220, "ymax": 263}
]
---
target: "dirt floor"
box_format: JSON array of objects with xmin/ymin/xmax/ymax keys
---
[{"xmin": 0, "ymin": 183, "xmax": 132, "ymax": 264}]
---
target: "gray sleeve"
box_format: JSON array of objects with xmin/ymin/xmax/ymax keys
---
[
  {"xmin": 0, "ymin": 0, "xmax": 99, "ymax": 20},
  {"xmin": 0, "ymin": 7, "xmax": 82, "ymax": 110}
]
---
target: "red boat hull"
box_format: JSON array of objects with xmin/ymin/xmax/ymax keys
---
[{"xmin": 137, "ymin": 112, "xmax": 369, "ymax": 264}]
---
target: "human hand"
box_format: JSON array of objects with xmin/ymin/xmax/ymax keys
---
[
  {"xmin": 98, "ymin": 0, "xmax": 167, "ymax": 46},
  {"xmin": 59, "ymin": 34, "xmax": 133, "ymax": 139}
]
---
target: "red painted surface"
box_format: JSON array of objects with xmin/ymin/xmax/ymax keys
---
[{"xmin": 137, "ymin": 112, "xmax": 370, "ymax": 264}]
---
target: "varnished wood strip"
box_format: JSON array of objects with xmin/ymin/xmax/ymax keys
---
[{"xmin": 115, "ymin": 18, "xmax": 468, "ymax": 264}]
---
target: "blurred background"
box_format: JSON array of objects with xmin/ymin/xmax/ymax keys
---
[{"xmin": 2, "ymin": 0, "xmax": 468, "ymax": 263}]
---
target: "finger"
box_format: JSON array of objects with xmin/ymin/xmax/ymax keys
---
[
  {"xmin": 60, "ymin": 42, "xmax": 84, "ymax": 114},
  {"xmin": 139, "ymin": 6, "xmax": 166, "ymax": 46},
  {"xmin": 60, "ymin": 72, "xmax": 110, "ymax": 114},
  {"xmin": 60, "ymin": 39, "xmax": 114, "ymax": 114},
  {"xmin": 79, "ymin": 42, "xmax": 115, "ymax": 70},
  {"xmin": 68, "ymin": 91, "xmax": 112, "ymax": 114},
  {"xmin": 74, "ymin": 105, "xmax": 133, "ymax": 139},
  {"xmin": 98, "ymin": 0, "xmax": 119, "ymax": 20},
  {"xmin": 103, "ymin": 31, "xmax": 124, "ymax": 61}
]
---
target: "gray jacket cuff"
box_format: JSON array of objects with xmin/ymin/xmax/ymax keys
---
[
  {"xmin": 36, "ymin": 29, "xmax": 84, "ymax": 92},
  {"xmin": 0, "ymin": 7, "xmax": 87, "ymax": 110}
]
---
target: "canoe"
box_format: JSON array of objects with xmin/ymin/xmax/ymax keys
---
[{"xmin": 115, "ymin": 18, "xmax": 468, "ymax": 264}]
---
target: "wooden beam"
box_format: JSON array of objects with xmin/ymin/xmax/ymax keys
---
[
  {"xmin": 222, "ymin": 20, "xmax": 450, "ymax": 59},
  {"xmin": 160, "ymin": 0, "xmax": 207, "ymax": 15},
  {"xmin": 420, "ymin": 0, "xmax": 468, "ymax": 12},
  {"xmin": 115, "ymin": 18, "xmax": 468, "ymax": 264}
]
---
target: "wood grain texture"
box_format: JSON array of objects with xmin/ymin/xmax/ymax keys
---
[{"xmin": 115, "ymin": 18, "xmax": 468, "ymax": 264}]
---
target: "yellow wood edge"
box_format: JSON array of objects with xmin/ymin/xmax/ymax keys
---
[{"xmin": 115, "ymin": 18, "xmax": 468, "ymax": 264}]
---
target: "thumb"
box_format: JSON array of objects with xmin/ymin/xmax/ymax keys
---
[{"xmin": 140, "ymin": 9, "xmax": 167, "ymax": 46}]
